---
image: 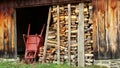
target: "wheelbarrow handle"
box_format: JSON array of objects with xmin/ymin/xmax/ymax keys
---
[
  {"xmin": 40, "ymin": 24, "xmax": 45, "ymax": 36},
  {"xmin": 27, "ymin": 24, "xmax": 30, "ymax": 36}
]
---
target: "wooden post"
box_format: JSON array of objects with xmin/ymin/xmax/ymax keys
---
[
  {"xmin": 57, "ymin": 5, "xmax": 60, "ymax": 64},
  {"xmin": 78, "ymin": 3, "xmax": 84, "ymax": 67},
  {"xmin": 68, "ymin": 4, "xmax": 71, "ymax": 65},
  {"xmin": 9, "ymin": 13, "xmax": 12, "ymax": 57},
  {"xmin": 14, "ymin": 9, "xmax": 17, "ymax": 59},
  {"xmin": 42, "ymin": 7, "xmax": 51, "ymax": 63}
]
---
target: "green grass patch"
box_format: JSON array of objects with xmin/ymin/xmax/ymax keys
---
[{"xmin": 0, "ymin": 61, "xmax": 107, "ymax": 68}]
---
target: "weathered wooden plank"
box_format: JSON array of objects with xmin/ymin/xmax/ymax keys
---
[
  {"xmin": 116, "ymin": 0, "xmax": 120, "ymax": 58},
  {"xmin": 93, "ymin": 0, "xmax": 112, "ymax": 59},
  {"xmin": 78, "ymin": 3, "xmax": 84, "ymax": 67},
  {"xmin": 105, "ymin": 0, "xmax": 111, "ymax": 59},
  {"xmin": 96, "ymin": 0, "xmax": 102, "ymax": 59},
  {"xmin": 57, "ymin": 5, "xmax": 60, "ymax": 64},
  {"xmin": 0, "ymin": 8, "xmax": 4, "ymax": 57},
  {"xmin": 42, "ymin": 7, "xmax": 51, "ymax": 63},
  {"xmin": 92, "ymin": 0, "xmax": 97, "ymax": 59},
  {"xmin": 117, "ymin": 0, "xmax": 120, "ymax": 58},
  {"xmin": 3, "ymin": 9, "xmax": 10, "ymax": 58},
  {"xmin": 108, "ymin": 0, "xmax": 118, "ymax": 58},
  {"xmin": 96, "ymin": 0, "xmax": 101, "ymax": 59},
  {"xmin": 97, "ymin": 0, "xmax": 107, "ymax": 59},
  {"xmin": 5, "ymin": 5, "xmax": 14, "ymax": 57}
]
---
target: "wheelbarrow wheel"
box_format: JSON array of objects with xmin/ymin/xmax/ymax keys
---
[
  {"xmin": 25, "ymin": 51, "xmax": 35, "ymax": 64},
  {"xmin": 25, "ymin": 58, "xmax": 34, "ymax": 64}
]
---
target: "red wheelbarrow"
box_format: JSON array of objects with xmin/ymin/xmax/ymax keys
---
[{"xmin": 23, "ymin": 24, "xmax": 45, "ymax": 63}]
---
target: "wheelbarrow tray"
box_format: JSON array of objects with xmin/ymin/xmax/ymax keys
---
[
  {"xmin": 25, "ymin": 35, "xmax": 42, "ymax": 51},
  {"xmin": 24, "ymin": 35, "xmax": 43, "ymax": 59}
]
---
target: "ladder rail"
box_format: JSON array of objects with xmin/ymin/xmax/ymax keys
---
[{"xmin": 42, "ymin": 7, "xmax": 51, "ymax": 63}]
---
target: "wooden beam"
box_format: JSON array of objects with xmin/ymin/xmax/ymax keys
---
[
  {"xmin": 78, "ymin": 3, "xmax": 84, "ymax": 67},
  {"xmin": 68, "ymin": 4, "xmax": 71, "ymax": 65},
  {"xmin": 57, "ymin": 5, "xmax": 60, "ymax": 64},
  {"xmin": 14, "ymin": 0, "xmax": 85, "ymax": 8},
  {"xmin": 42, "ymin": 7, "xmax": 51, "ymax": 63}
]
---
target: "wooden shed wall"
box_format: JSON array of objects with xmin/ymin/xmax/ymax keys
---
[
  {"xmin": 0, "ymin": 0, "xmax": 84, "ymax": 58},
  {"xmin": 93, "ymin": 0, "xmax": 120, "ymax": 59},
  {"xmin": 1, "ymin": 0, "xmax": 120, "ymax": 60}
]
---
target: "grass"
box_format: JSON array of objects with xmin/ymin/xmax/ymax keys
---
[{"xmin": 0, "ymin": 61, "xmax": 107, "ymax": 68}]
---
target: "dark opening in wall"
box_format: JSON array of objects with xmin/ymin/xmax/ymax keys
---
[{"xmin": 16, "ymin": 6, "xmax": 49, "ymax": 57}]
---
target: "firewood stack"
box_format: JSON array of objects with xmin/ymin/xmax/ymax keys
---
[
  {"xmin": 38, "ymin": 46, "xmax": 44, "ymax": 62},
  {"xmin": 69, "ymin": 5, "xmax": 79, "ymax": 66},
  {"xmin": 38, "ymin": 2, "xmax": 93, "ymax": 66},
  {"xmin": 84, "ymin": 3, "xmax": 94, "ymax": 66},
  {"xmin": 58, "ymin": 5, "xmax": 79, "ymax": 65},
  {"xmin": 59, "ymin": 5, "xmax": 68, "ymax": 64}
]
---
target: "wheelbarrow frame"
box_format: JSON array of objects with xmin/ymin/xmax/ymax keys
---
[{"xmin": 23, "ymin": 24, "xmax": 45, "ymax": 63}]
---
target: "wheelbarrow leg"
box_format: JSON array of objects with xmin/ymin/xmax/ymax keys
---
[{"xmin": 25, "ymin": 58, "xmax": 34, "ymax": 64}]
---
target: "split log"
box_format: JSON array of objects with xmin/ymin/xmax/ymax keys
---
[
  {"xmin": 48, "ymin": 35, "xmax": 56, "ymax": 39},
  {"xmin": 85, "ymin": 27, "xmax": 93, "ymax": 32},
  {"xmin": 65, "ymin": 30, "xmax": 78, "ymax": 33},
  {"xmin": 47, "ymin": 40, "xmax": 57, "ymax": 44}
]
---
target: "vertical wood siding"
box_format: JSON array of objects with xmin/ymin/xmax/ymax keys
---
[
  {"xmin": 93, "ymin": 0, "xmax": 120, "ymax": 59},
  {"xmin": 0, "ymin": 2, "xmax": 15, "ymax": 58}
]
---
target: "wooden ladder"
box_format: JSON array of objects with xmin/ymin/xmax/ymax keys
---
[{"xmin": 42, "ymin": 6, "xmax": 61, "ymax": 64}]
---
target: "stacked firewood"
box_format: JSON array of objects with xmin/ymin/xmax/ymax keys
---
[
  {"xmin": 69, "ymin": 5, "xmax": 79, "ymax": 66},
  {"xmin": 52, "ymin": 5, "xmax": 79, "ymax": 65},
  {"xmin": 59, "ymin": 5, "xmax": 68, "ymax": 64},
  {"xmin": 38, "ymin": 2, "xmax": 93, "ymax": 66},
  {"xmin": 38, "ymin": 46, "xmax": 44, "ymax": 62},
  {"xmin": 84, "ymin": 3, "xmax": 94, "ymax": 66},
  {"xmin": 38, "ymin": 5, "xmax": 80, "ymax": 64}
]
